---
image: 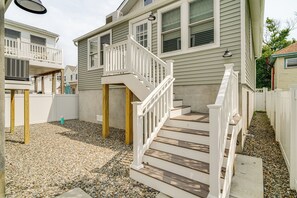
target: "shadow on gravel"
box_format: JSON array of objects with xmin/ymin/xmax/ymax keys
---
[
  {"xmin": 49, "ymin": 120, "xmax": 128, "ymax": 151},
  {"xmin": 58, "ymin": 150, "xmax": 158, "ymax": 198},
  {"xmin": 242, "ymin": 112, "xmax": 297, "ymax": 197}
]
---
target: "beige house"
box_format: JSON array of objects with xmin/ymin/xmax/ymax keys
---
[{"xmin": 270, "ymin": 42, "xmax": 297, "ymax": 90}]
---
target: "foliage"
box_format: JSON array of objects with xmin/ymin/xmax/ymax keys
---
[{"xmin": 256, "ymin": 18, "xmax": 295, "ymax": 88}]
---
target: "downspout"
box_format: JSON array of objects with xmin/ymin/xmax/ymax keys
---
[{"xmin": 271, "ymin": 66, "xmax": 275, "ymax": 90}]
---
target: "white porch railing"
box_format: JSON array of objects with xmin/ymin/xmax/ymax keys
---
[
  {"xmin": 4, "ymin": 38, "xmax": 63, "ymax": 65},
  {"xmin": 104, "ymin": 35, "xmax": 169, "ymax": 90},
  {"xmin": 207, "ymin": 64, "xmax": 239, "ymax": 198}
]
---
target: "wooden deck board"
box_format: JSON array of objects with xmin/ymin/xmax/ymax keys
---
[
  {"xmin": 161, "ymin": 125, "xmax": 209, "ymax": 136},
  {"xmin": 171, "ymin": 112, "xmax": 210, "ymax": 123}
]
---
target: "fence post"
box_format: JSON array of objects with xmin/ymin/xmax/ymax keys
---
[
  {"xmin": 263, "ymin": 87, "xmax": 268, "ymax": 111},
  {"xmin": 131, "ymin": 102, "xmax": 144, "ymax": 170},
  {"xmin": 275, "ymin": 89, "xmax": 282, "ymax": 142},
  {"xmin": 290, "ymin": 85, "xmax": 297, "ymax": 190}
]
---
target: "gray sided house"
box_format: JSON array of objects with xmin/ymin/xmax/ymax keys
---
[{"xmin": 74, "ymin": 0, "xmax": 264, "ymax": 143}]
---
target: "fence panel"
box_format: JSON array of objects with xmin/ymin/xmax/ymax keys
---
[
  {"xmin": 255, "ymin": 89, "xmax": 265, "ymax": 111},
  {"xmin": 5, "ymin": 94, "xmax": 78, "ymax": 127}
]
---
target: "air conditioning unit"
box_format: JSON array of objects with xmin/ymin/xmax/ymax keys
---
[
  {"xmin": 5, "ymin": 57, "xmax": 29, "ymax": 81},
  {"xmin": 106, "ymin": 10, "xmax": 123, "ymax": 24}
]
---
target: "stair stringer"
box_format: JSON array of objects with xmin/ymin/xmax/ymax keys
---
[{"xmin": 101, "ymin": 73, "xmax": 151, "ymax": 101}]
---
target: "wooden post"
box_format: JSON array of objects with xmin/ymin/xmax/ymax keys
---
[
  {"xmin": 34, "ymin": 77, "xmax": 38, "ymax": 93},
  {"xmin": 125, "ymin": 87, "xmax": 133, "ymax": 145},
  {"xmin": 61, "ymin": 69, "xmax": 65, "ymax": 94},
  {"xmin": 24, "ymin": 89, "xmax": 30, "ymax": 144},
  {"xmin": 52, "ymin": 73, "xmax": 56, "ymax": 94},
  {"xmin": 102, "ymin": 84, "xmax": 109, "ymax": 138},
  {"xmin": 10, "ymin": 90, "xmax": 15, "ymax": 133},
  {"xmin": 41, "ymin": 76, "xmax": 45, "ymax": 94}
]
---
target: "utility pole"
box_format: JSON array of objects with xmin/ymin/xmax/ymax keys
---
[{"xmin": 0, "ymin": 0, "xmax": 5, "ymax": 196}]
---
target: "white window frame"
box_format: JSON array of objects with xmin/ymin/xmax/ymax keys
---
[
  {"xmin": 157, "ymin": 0, "xmax": 220, "ymax": 58},
  {"xmin": 87, "ymin": 29, "xmax": 112, "ymax": 71},
  {"xmin": 285, "ymin": 58, "xmax": 297, "ymax": 69}
]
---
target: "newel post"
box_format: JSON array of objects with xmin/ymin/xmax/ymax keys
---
[
  {"xmin": 290, "ymin": 85, "xmax": 297, "ymax": 190},
  {"xmin": 126, "ymin": 35, "xmax": 133, "ymax": 72},
  {"xmin": 166, "ymin": 60, "xmax": 174, "ymax": 109},
  {"xmin": 131, "ymin": 102, "xmax": 144, "ymax": 170},
  {"xmin": 103, "ymin": 44, "xmax": 109, "ymax": 76},
  {"xmin": 207, "ymin": 104, "xmax": 222, "ymax": 198}
]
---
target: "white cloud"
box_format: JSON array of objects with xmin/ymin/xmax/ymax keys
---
[{"xmin": 5, "ymin": 0, "xmax": 123, "ymax": 67}]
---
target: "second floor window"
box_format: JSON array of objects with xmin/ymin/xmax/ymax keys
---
[
  {"xmin": 5, "ymin": 28, "xmax": 21, "ymax": 40},
  {"xmin": 76, "ymin": 74, "xmax": 78, "ymax": 80},
  {"xmin": 31, "ymin": 35, "xmax": 46, "ymax": 46},
  {"xmin": 144, "ymin": 0, "xmax": 153, "ymax": 6},
  {"xmin": 71, "ymin": 75, "xmax": 73, "ymax": 81}
]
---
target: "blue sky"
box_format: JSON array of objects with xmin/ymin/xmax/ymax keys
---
[{"xmin": 5, "ymin": 0, "xmax": 297, "ymax": 66}]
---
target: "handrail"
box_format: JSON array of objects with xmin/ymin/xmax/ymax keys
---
[
  {"xmin": 207, "ymin": 63, "xmax": 239, "ymax": 198},
  {"xmin": 4, "ymin": 37, "xmax": 63, "ymax": 65}
]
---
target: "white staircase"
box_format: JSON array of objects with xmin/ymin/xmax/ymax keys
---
[{"xmin": 102, "ymin": 36, "xmax": 242, "ymax": 198}]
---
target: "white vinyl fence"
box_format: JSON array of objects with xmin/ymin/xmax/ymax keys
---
[
  {"xmin": 256, "ymin": 86, "xmax": 297, "ymax": 190},
  {"xmin": 5, "ymin": 94, "xmax": 78, "ymax": 128}
]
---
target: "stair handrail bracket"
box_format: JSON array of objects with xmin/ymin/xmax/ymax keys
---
[{"xmin": 207, "ymin": 63, "xmax": 239, "ymax": 198}]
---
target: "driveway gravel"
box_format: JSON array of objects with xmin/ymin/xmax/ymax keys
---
[
  {"xmin": 242, "ymin": 112, "xmax": 297, "ymax": 198},
  {"xmin": 5, "ymin": 120, "xmax": 157, "ymax": 198}
]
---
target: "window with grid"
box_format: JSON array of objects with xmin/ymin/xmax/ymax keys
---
[
  {"xmin": 89, "ymin": 36, "xmax": 98, "ymax": 69},
  {"xmin": 162, "ymin": 7, "xmax": 181, "ymax": 53},
  {"xmin": 286, "ymin": 58, "xmax": 297, "ymax": 68},
  {"xmin": 189, "ymin": 0, "xmax": 214, "ymax": 48},
  {"xmin": 5, "ymin": 28, "xmax": 21, "ymax": 39}
]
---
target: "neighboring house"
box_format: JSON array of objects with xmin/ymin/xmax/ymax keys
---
[
  {"xmin": 4, "ymin": 19, "xmax": 64, "ymax": 94},
  {"xmin": 64, "ymin": 65, "xmax": 78, "ymax": 94},
  {"xmin": 270, "ymin": 42, "xmax": 297, "ymax": 90},
  {"xmin": 74, "ymin": 0, "xmax": 265, "ymax": 197}
]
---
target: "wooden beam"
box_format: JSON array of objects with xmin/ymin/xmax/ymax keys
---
[
  {"xmin": 61, "ymin": 69, "xmax": 65, "ymax": 94},
  {"xmin": 34, "ymin": 77, "xmax": 38, "ymax": 93},
  {"xmin": 125, "ymin": 87, "xmax": 133, "ymax": 145},
  {"xmin": 10, "ymin": 90, "xmax": 15, "ymax": 133},
  {"xmin": 52, "ymin": 73, "xmax": 56, "ymax": 94},
  {"xmin": 102, "ymin": 84, "xmax": 109, "ymax": 138},
  {"xmin": 24, "ymin": 89, "xmax": 30, "ymax": 144},
  {"xmin": 41, "ymin": 76, "xmax": 45, "ymax": 94}
]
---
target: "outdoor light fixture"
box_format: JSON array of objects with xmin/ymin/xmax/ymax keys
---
[
  {"xmin": 148, "ymin": 12, "xmax": 156, "ymax": 21},
  {"xmin": 14, "ymin": 0, "xmax": 47, "ymax": 14},
  {"xmin": 222, "ymin": 49, "xmax": 232, "ymax": 58}
]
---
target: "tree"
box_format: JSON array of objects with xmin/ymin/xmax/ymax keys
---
[{"xmin": 256, "ymin": 18, "xmax": 295, "ymax": 88}]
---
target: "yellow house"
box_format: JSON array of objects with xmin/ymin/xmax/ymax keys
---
[{"xmin": 271, "ymin": 42, "xmax": 297, "ymax": 90}]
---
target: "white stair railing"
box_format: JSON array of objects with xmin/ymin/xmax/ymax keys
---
[
  {"xmin": 4, "ymin": 38, "xmax": 63, "ymax": 65},
  {"xmin": 104, "ymin": 35, "xmax": 169, "ymax": 90},
  {"xmin": 207, "ymin": 64, "xmax": 239, "ymax": 198}
]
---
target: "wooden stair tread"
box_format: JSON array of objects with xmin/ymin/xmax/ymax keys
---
[
  {"xmin": 171, "ymin": 112, "xmax": 210, "ymax": 123},
  {"xmin": 154, "ymin": 136, "xmax": 209, "ymax": 153},
  {"xmin": 154, "ymin": 136, "xmax": 229, "ymax": 157},
  {"xmin": 145, "ymin": 149, "xmax": 209, "ymax": 174},
  {"xmin": 161, "ymin": 125, "xmax": 209, "ymax": 136},
  {"xmin": 136, "ymin": 164, "xmax": 210, "ymax": 197},
  {"xmin": 171, "ymin": 105, "xmax": 191, "ymax": 111}
]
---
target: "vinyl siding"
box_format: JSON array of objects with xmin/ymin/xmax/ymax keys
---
[
  {"xmin": 244, "ymin": 0, "xmax": 256, "ymax": 90},
  {"xmin": 158, "ymin": 0, "xmax": 241, "ymax": 85},
  {"xmin": 78, "ymin": 0, "xmax": 243, "ymax": 90},
  {"xmin": 78, "ymin": 22, "xmax": 129, "ymax": 91}
]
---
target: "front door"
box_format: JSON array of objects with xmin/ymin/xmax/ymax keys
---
[{"xmin": 132, "ymin": 19, "xmax": 151, "ymax": 51}]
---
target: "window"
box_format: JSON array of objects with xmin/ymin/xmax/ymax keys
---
[
  {"xmin": 158, "ymin": 0, "xmax": 219, "ymax": 56},
  {"xmin": 5, "ymin": 28, "xmax": 21, "ymax": 39},
  {"xmin": 57, "ymin": 76, "xmax": 61, "ymax": 81},
  {"xmin": 286, "ymin": 58, "xmax": 297, "ymax": 68},
  {"xmin": 88, "ymin": 30, "xmax": 111, "ymax": 70},
  {"xmin": 64, "ymin": 76, "xmax": 66, "ymax": 81},
  {"xmin": 70, "ymin": 75, "xmax": 73, "ymax": 81},
  {"xmin": 30, "ymin": 35, "xmax": 46, "ymax": 46},
  {"xmin": 144, "ymin": 0, "xmax": 153, "ymax": 6},
  {"xmin": 162, "ymin": 7, "xmax": 181, "ymax": 53},
  {"xmin": 189, "ymin": 0, "xmax": 214, "ymax": 47},
  {"xmin": 76, "ymin": 74, "xmax": 78, "ymax": 80}
]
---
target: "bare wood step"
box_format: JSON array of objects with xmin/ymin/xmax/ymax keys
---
[
  {"xmin": 171, "ymin": 112, "xmax": 209, "ymax": 123},
  {"xmin": 145, "ymin": 149, "xmax": 226, "ymax": 179},
  {"xmin": 171, "ymin": 105, "xmax": 191, "ymax": 111},
  {"xmin": 161, "ymin": 125, "xmax": 209, "ymax": 137},
  {"xmin": 154, "ymin": 136, "xmax": 229, "ymax": 157},
  {"xmin": 135, "ymin": 164, "xmax": 210, "ymax": 198}
]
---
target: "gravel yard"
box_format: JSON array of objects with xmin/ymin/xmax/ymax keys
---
[
  {"xmin": 5, "ymin": 120, "xmax": 157, "ymax": 198},
  {"xmin": 242, "ymin": 112, "xmax": 297, "ymax": 198}
]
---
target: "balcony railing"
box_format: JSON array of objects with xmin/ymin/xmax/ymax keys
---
[{"xmin": 4, "ymin": 38, "xmax": 63, "ymax": 65}]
